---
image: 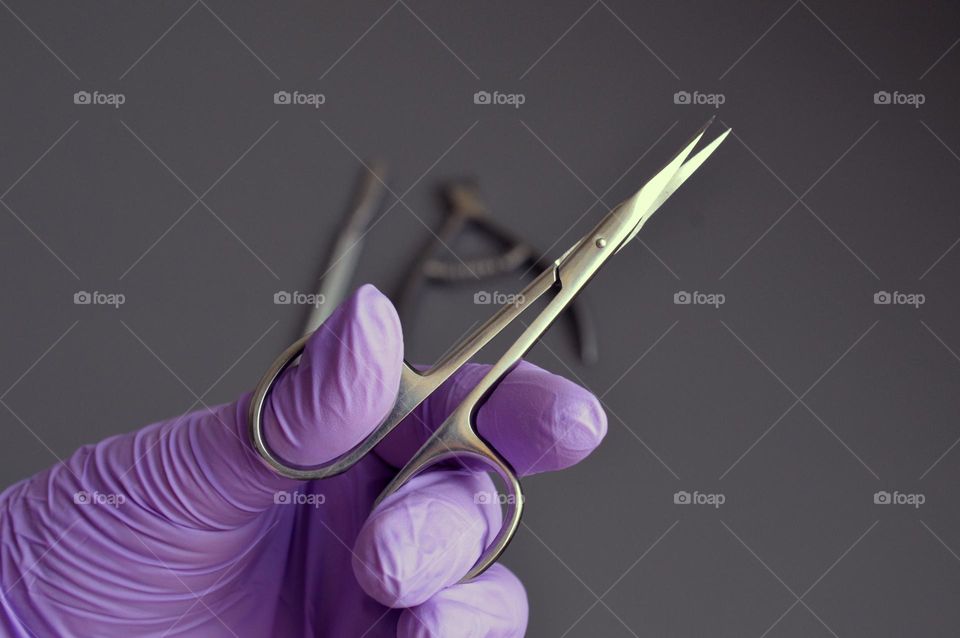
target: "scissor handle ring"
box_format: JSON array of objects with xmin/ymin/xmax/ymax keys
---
[
  {"xmin": 249, "ymin": 333, "xmax": 432, "ymax": 481},
  {"xmin": 373, "ymin": 416, "xmax": 525, "ymax": 582},
  {"xmin": 456, "ymin": 449, "xmax": 524, "ymax": 582}
]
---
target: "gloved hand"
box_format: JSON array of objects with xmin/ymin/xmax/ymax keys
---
[{"xmin": 0, "ymin": 285, "xmax": 607, "ymax": 637}]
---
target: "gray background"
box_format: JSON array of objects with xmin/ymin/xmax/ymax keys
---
[{"xmin": 2, "ymin": 1, "xmax": 960, "ymax": 636}]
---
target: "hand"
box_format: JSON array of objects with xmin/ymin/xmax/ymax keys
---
[{"xmin": 0, "ymin": 285, "xmax": 607, "ymax": 637}]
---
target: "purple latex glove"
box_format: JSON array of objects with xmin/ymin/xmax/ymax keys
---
[{"xmin": 0, "ymin": 285, "xmax": 607, "ymax": 637}]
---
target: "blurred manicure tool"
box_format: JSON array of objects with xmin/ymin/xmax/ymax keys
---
[
  {"xmin": 395, "ymin": 180, "xmax": 600, "ymax": 365},
  {"xmin": 302, "ymin": 161, "xmax": 388, "ymax": 334},
  {"xmin": 250, "ymin": 119, "xmax": 730, "ymax": 581}
]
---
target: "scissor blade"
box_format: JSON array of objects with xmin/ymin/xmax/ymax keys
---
[
  {"xmin": 553, "ymin": 119, "xmax": 720, "ymax": 268},
  {"xmin": 612, "ymin": 119, "xmax": 713, "ymax": 252},
  {"xmin": 616, "ymin": 127, "xmax": 730, "ymax": 250}
]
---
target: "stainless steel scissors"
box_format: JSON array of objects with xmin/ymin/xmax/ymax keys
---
[{"xmin": 249, "ymin": 119, "xmax": 730, "ymax": 581}]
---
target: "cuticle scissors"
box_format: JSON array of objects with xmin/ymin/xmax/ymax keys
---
[{"xmin": 248, "ymin": 118, "xmax": 730, "ymax": 582}]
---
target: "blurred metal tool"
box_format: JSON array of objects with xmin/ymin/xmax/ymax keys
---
[
  {"xmin": 302, "ymin": 161, "xmax": 388, "ymax": 334},
  {"xmin": 395, "ymin": 180, "xmax": 600, "ymax": 365}
]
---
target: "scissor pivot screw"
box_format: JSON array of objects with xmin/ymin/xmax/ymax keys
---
[{"xmin": 595, "ymin": 237, "xmax": 607, "ymax": 248}]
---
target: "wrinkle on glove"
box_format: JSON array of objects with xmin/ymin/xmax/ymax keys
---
[
  {"xmin": 352, "ymin": 470, "xmax": 502, "ymax": 608},
  {"xmin": 397, "ymin": 565, "xmax": 528, "ymax": 638}
]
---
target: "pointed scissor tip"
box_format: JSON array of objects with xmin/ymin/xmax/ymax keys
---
[
  {"xmin": 691, "ymin": 116, "xmax": 715, "ymax": 138},
  {"xmin": 698, "ymin": 115, "xmax": 716, "ymax": 132},
  {"xmin": 677, "ymin": 117, "xmax": 716, "ymax": 151}
]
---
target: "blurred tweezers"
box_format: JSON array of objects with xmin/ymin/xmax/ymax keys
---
[{"xmin": 303, "ymin": 161, "xmax": 388, "ymax": 334}]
